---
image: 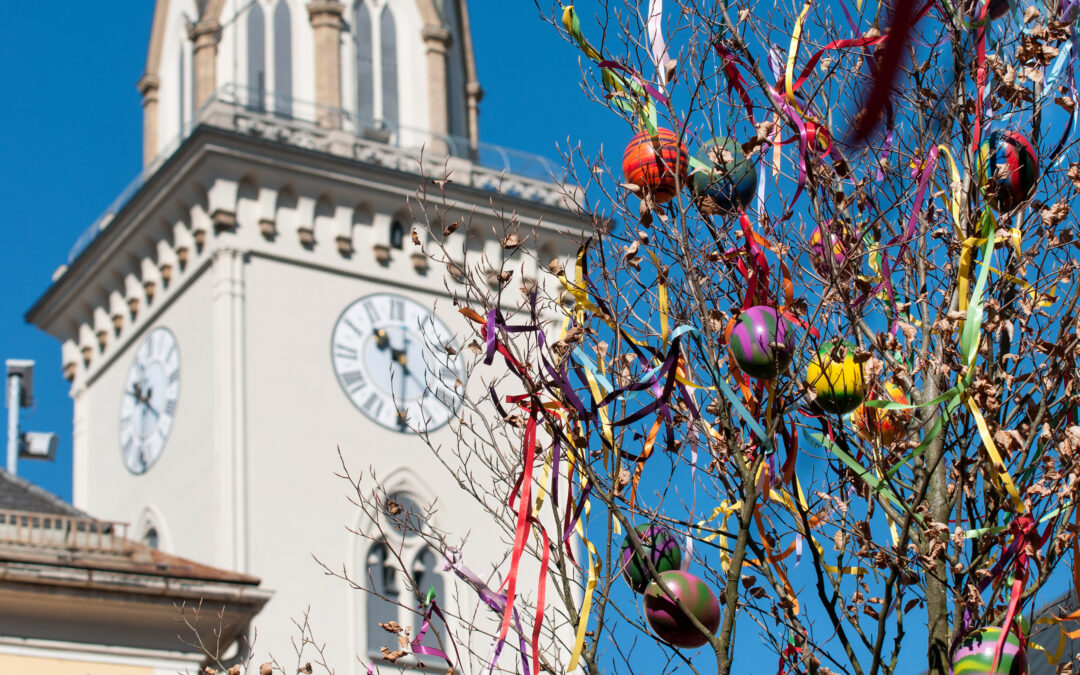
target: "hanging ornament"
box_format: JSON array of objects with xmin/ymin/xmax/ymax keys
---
[
  {"xmin": 729, "ymin": 306, "xmax": 795, "ymax": 380},
  {"xmin": 985, "ymin": 0, "xmax": 1010, "ymax": 20},
  {"xmin": 622, "ymin": 128, "xmax": 690, "ymax": 204},
  {"xmin": 644, "ymin": 570, "xmax": 721, "ymax": 648},
  {"xmin": 979, "ymin": 131, "xmax": 1038, "ymax": 212},
  {"xmin": 809, "ymin": 220, "xmax": 856, "ymax": 278},
  {"xmin": 619, "ymin": 524, "xmax": 684, "ymax": 593},
  {"xmin": 806, "ymin": 341, "xmax": 865, "ymax": 415},
  {"xmin": 852, "ymin": 382, "xmax": 911, "ymax": 445},
  {"xmin": 951, "ymin": 626, "xmax": 1028, "ymax": 675},
  {"xmin": 691, "ymin": 137, "xmax": 757, "ymax": 213}
]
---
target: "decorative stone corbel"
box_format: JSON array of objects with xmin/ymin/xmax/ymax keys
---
[
  {"xmin": 373, "ymin": 244, "xmax": 391, "ymax": 265},
  {"xmin": 212, "ymin": 209, "xmax": 237, "ymax": 233}
]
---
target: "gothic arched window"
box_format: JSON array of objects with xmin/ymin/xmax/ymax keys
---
[
  {"xmin": 365, "ymin": 542, "xmax": 399, "ymax": 656},
  {"xmin": 444, "ymin": 0, "xmax": 467, "ymax": 138},
  {"xmin": 247, "ymin": 1, "xmax": 267, "ymax": 111},
  {"xmin": 379, "ymin": 5, "xmax": 399, "ymax": 129},
  {"xmin": 273, "ymin": 0, "xmax": 293, "ymax": 118},
  {"xmin": 143, "ymin": 527, "xmax": 159, "ymax": 549},
  {"xmin": 355, "ymin": 2, "xmax": 374, "ymax": 126}
]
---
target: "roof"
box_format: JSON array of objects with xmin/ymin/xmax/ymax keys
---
[
  {"xmin": 0, "ymin": 468, "xmax": 260, "ymax": 586},
  {"xmin": 0, "ymin": 469, "xmax": 88, "ymax": 517}
]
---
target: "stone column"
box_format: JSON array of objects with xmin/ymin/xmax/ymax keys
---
[
  {"xmin": 212, "ymin": 248, "xmax": 248, "ymax": 572},
  {"xmin": 466, "ymin": 81, "xmax": 484, "ymax": 151},
  {"xmin": 188, "ymin": 19, "xmax": 222, "ymax": 109},
  {"xmin": 307, "ymin": 1, "xmax": 345, "ymax": 128},
  {"xmin": 137, "ymin": 74, "xmax": 161, "ymax": 168},
  {"xmin": 421, "ymin": 25, "xmax": 451, "ymax": 156}
]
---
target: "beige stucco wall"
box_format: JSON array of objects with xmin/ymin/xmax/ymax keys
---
[
  {"xmin": 0, "ymin": 653, "xmax": 153, "ymax": 675},
  {"xmin": 77, "ymin": 267, "xmax": 222, "ymax": 565}
]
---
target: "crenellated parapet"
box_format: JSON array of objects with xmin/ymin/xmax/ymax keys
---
[{"xmin": 27, "ymin": 124, "xmax": 581, "ymax": 391}]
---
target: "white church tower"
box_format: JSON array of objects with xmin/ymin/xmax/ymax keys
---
[{"xmin": 27, "ymin": 1, "xmax": 578, "ymax": 670}]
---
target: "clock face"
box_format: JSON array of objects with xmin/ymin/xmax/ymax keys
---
[
  {"xmin": 331, "ymin": 293, "xmax": 466, "ymax": 432},
  {"xmin": 119, "ymin": 327, "xmax": 180, "ymax": 474}
]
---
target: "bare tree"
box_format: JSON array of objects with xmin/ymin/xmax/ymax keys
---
[{"xmin": 196, "ymin": 0, "xmax": 1080, "ymax": 673}]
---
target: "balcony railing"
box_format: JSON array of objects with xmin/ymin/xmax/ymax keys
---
[
  {"xmin": 66, "ymin": 84, "xmax": 566, "ymax": 265},
  {"xmin": 0, "ymin": 509, "xmax": 130, "ymax": 553}
]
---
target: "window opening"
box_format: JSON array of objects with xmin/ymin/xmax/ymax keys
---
[
  {"xmin": 355, "ymin": 1, "xmax": 374, "ymax": 127},
  {"xmin": 389, "ymin": 221, "xmax": 405, "ymax": 250},
  {"xmin": 247, "ymin": 1, "xmax": 267, "ymax": 111},
  {"xmin": 273, "ymin": 0, "xmax": 292, "ymax": 118},
  {"xmin": 379, "ymin": 5, "xmax": 399, "ymax": 129},
  {"xmin": 365, "ymin": 542, "xmax": 400, "ymax": 656}
]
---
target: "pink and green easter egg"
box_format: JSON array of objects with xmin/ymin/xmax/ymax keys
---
[
  {"xmin": 619, "ymin": 524, "xmax": 683, "ymax": 593},
  {"xmin": 644, "ymin": 570, "xmax": 720, "ymax": 648},
  {"xmin": 729, "ymin": 306, "xmax": 795, "ymax": 380},
  {"xmin": 951, "ymin": 626, "xmax": 1027, "ymax": 675}
]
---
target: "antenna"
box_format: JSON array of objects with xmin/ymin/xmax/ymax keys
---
[{"xmin": 5, "ymin": 360, "xmax": 57, "ymax": 476}]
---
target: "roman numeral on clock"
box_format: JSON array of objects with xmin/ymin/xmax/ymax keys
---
[
  {"xmin": 362, "ymin": 391, "xmax": 384, "ymax": 417},
  {"xmin": 434, "ymin": 386, "xmax": 459, "ymax": 411},
  {"xmin": 363, "ymin": 301, "xmax": 380, "ymax": 323},
  {"xmin": 390, "ymin": 298, "xmax": 404, "ymax": 321},
  {"xmin": 334, "ymin": 344, "xmax": 358, "ymax": 360},
  {"xmin": 164, "ymin": 399, "xmax": 177, "ymax": 416},
  {"xmin": 341, "ymin": 370, "xmax": 367, "ymax": 393}
]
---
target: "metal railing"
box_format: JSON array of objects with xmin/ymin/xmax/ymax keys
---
[
  {"xmin": 0, "ymin": 508, "xmax": 130, "ymax": 552},
  {"xmin": 67, "ymin": 84, "xmax": 565, "ymax": 265},
  {"xmin": 213, "ymin": 82, "xmax": 563, "ymax": 182}
]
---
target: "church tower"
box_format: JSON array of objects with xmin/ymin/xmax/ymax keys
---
[{"xmin": 27, "ymin": 1, "xmax": 577, "ymax": 670}]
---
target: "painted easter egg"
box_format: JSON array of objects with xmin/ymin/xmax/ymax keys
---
[
  {"xmin": 951, "ymin": 626, "xmax": 1028, "ymax": 675},
  {"xmin": 644, "ymin": 571, "xmax": 721, "ymax": 649},
  {"xmin": 809, "ymin": 220, "xmax": 855, "ymax": 278},
  {"xmin": 729, "ymin": 306, "xmax": 795, "ymax": 380},
  {"xmin": 806, "ymin": 341, "xmax": 865, "ymax": 415},
  {"xmin": 691, "ymin": 137, "xmax": 757, "ymax": 212},
  {"xmin": 852, "ymin": 382, "xmax": 911, "ymax": 445},
  {"xmin": 619, "ymin": 524, "xmax": 683, "ymax": 593},
  {"xmin": 979, "ymin": 131, "xmax": 1038, "ymax": 212},
  {"xmin": 623, "ymin": 128, "xmax": 690, "ymax": 204}
]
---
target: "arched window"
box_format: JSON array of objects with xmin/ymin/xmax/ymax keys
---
[
  {"xmin": 444, "ymin": 0, "xmax": 466, "ymax": 138},
  {"xmin": 247, "ymin": 1, "xmax": 267, "ymax": 111},
  {"xmin": 365, "ymin": 543, "xmax": 399, "ymax": 656},
  {"xmin": 143, "ymin": 527, "xmax": 159, "ymax": 549},
  {"xmin": 379, "ymin": 5, "xmax": 399, "ymax": 129},
  {"xmin": 273, "ymin": 0, "xmax": 293, "ymax": 118},
  {"xmin": 411, "ymin": 548, "xmax": 445, "ymax": 656},
  {"xmin": 355, "ymin": 2, "xmax": 374, "ymax": 126},
  {"xmin": 178, "ymin": 43, "xmax": 186, "ymax": 131},
  {"xmin": 389, "ymin": 220, "xmax": 404, "ymax": 250}
]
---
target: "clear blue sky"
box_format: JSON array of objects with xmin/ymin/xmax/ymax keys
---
[{"xmin": 0, "ymin": 3, "xmax": 621, "ymax": 500}]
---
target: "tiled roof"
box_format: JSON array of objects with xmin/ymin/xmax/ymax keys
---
[{"xmin": 0, "ymin": 469, "xmax": 87, "ymax": 517}]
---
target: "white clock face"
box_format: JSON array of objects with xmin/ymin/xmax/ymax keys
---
[
  {"xmin": 119, "ymin": 327, "xmax": 180, "ymax": 474},
  {"xmin": 331, "ymin": 293, "xmax": 466, "ymax": 432}
]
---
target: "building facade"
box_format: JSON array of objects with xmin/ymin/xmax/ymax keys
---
[{"xmin": 27, "ymin": 1, "xmax": 579, "ymax": 671}]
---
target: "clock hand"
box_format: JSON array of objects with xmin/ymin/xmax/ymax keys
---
[{"xmin": 374, "ymin": 329, "xmax": 390, "ymax": 350}]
